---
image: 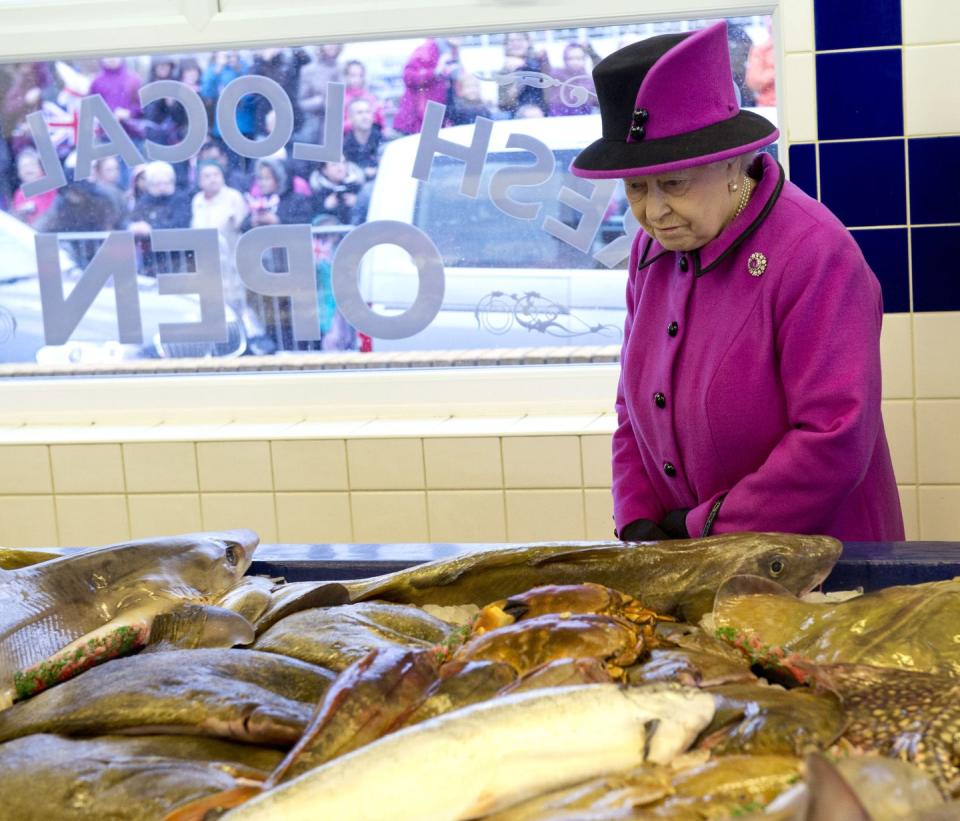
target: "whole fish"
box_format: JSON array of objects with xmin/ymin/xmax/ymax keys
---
[
  {"xmin": 0, "ymin": 648, "xmax": 336, "ymax": 746},
  {"xmin": 256, "ymin": 533, "xmax": 840, "ymax": 627},
  {"xmin": 253, "ymin": 603, "xmax": 453, "ymax": 672},
  {"xmin": 0, "ymin": 733, "xmax": 283, "ymax": 821},
  {"xmin": 713, "ymin": 575, "xmax": 960, "ymax": 678},
  {"xmin": 0, "ymin": 529, "xmax": 259, "ymax": 706},
  {"xmin": 220, "ymin": 684, "xmax": 716, "ymax": 821}
]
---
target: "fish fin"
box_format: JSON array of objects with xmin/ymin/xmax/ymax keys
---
[
  {"xmin": 163, "ymin": 784, "xmax": 264, "ymax": 821},
  {"xmin": 525, "ymin": 544, "xmax": 627, "ymax": 567},
  {"xmin": 716, "ymin": 574, "xmax": 797, "ymax": 601},
  {"xmin": 147, "ymin": 604, "xmax": 255, "ymax": 651},
  {"xmin": 803, "ymin": 752, "xmax": 873, "ymax": 821},
  {"xmin": 642, "ymin": 718, "xmax": 661, "ymax": 761},
  {"xmin": 253, "ymin": 582, "xmax": 351, "ymax": 634}
]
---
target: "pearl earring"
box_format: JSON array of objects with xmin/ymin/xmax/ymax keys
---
[{"xmin": 729, "ymin": 181, "xmax": 739, "ymax": 192}]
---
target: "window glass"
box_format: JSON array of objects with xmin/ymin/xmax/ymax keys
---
[{"xmin": 0, "ymin": 16, "xmax": 775, "ymax": 371}]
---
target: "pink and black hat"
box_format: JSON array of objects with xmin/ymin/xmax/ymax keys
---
[{"xmin": 571, "ymin": 21, "xmax": 778, "ymax": 179}]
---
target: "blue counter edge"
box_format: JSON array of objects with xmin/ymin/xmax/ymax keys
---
[{"xmin": 249, "ymin": 541, "xmax": 960, "ymax": 592}]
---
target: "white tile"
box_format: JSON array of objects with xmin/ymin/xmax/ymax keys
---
[
  {"xmin": 781, "ymin": 0, "xmax": 815, "ymax": 53},
  {"xmin": 914, "ymin": 312, "xmax": 960, "ymax": 398},
  {"xmin": 898, "ymin": 485, "xmax": 919, "ymax": 541},
  {"xmin": 916, "ymin": 401, "xmax": 960, "ymax": 484},
  {"xmin": 279, "ymin": 419, "xmax": 374, "ymax": 438},
  {"xmin": 904, "ymin": 45, "xmax": 960, "ymax": 136},
  {"xmin": 434, "ymin": 416, "xmax": 525, "ymax": 436},
  {"xmin": 355, "ymin": 418, "xmax": 450, "ymax": 437},
  {"xmin": 508, "ymin": 414, "xmax": 602, "ymax": 434},
  {"xmin": 880, "ymin": 313, "xmax": 914, "ymax": 399},
  {"xmin": 903, "ymin": 0, "xmax": 960, "ymax": 45},
  {"xmin": 881, "ymin": 400, "xmax": 916, "ymax": 485},
  {"xmin": 783, "ymin": 53, "xmax": 817, "ymax": 142}
]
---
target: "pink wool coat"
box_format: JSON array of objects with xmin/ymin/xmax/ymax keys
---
[{"xmin": 613, "ymin": 153, "xmax": 904, "ymax": 541}]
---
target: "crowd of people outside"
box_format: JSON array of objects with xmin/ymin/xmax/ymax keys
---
[{"xmin": 0, "ymin": 21, "xmax": 772, "ymax": 350}]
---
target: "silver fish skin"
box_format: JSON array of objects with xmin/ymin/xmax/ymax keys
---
[
  {"xmin": 0, "ymin": 529, "xmax": 258, "ymax": 704},
  {"xmin": 223, "ymin": 683, "xmax": 716, "ymax": 821}
]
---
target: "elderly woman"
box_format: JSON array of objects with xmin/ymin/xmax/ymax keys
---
[{"xmin": 571, "ymin": 22, "xmax": 903, "ymax": 542}]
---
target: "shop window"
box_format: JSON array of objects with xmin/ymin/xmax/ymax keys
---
[{"xmin": 0, "ymin": 16, "xmax": 775, "ymax": 373}]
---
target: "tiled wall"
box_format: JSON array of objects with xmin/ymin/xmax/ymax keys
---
[
  {"xmin": 782, "ymin": 0, "xmax": 960, "ymax": 540},
  {"xmin": 0, "ymin": 0, "xmax": 958, "ymax": 547}
]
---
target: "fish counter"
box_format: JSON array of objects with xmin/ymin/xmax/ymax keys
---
[{"xmin": 1, "ymin": 531, "xmax": 959, "ymax": 820}]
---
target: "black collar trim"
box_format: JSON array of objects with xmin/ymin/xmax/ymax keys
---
[
  {"xmin": 637, "ymin": 236, "xmax": 670, "ymax": 271},
  {"xmin": 697, "ymin": 162, "xmax": 785, "ymax": 277}
]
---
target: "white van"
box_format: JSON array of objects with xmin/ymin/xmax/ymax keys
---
[{"xmin": 360, "ymin": 114, "xmax": 632, "ymax": 352}]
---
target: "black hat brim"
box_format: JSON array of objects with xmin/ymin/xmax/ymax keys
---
[{"xmin": 571, "ymin": 110, "xmax": 778, "ymax": 178}]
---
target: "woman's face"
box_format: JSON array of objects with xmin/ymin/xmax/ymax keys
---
[
  {"xmin": 345, "ymin": 63, "xmax": 365, "ymax": 89},
  {"xmin": 256, "ymin": 166, "xmax": 278, "ymax": 194},
  {"xmin": 624, "ymin": 160, "xmax": 739, "ymax": 252}
]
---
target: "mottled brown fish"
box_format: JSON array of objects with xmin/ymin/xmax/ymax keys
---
[
  {"xmin": 253, "ymin": 602, "xmax": 453, "ymax": 672},
  {"xmin": 0, "ymin": 733, "xmax": 279, "ymax": 821},
  {"xmin": 0, "ymin": 649, "xmax": 336, "ymax": 747},
  {"xmin": 713, "ymin": 575, "xmax": 960, "ymax": 678},
  {"xmin": 0, "ymin": 529, "xmax": 259, "ymax": 706},
  {"xmin": 257, "ymin": 533, "xmax": 841, "ymax": 626},
  {"xmin": 806, "ymin": 663, "xmax": 960, "ymax": 798}
]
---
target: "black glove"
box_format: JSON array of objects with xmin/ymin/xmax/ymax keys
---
[
  {"xmin": 617, "ymin": 518, "xmax": 668, "ymax": 542},
  {"xmin": 659, "ymin": 508, "xmax": 690, "ymax": 539}
]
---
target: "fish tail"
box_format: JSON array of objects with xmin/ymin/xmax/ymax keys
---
[{"xmin": 163, "ymin": 784, "xmax": 264, "ymax": 821}]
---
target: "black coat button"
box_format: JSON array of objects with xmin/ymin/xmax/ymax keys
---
[
  {"xmin": 668, "ymin": 321, "xmax": 679, "ymax": 337},
  {"xmin": 678, "ymin": 256, "xmax": 688, "ymax": 272},
  {"xmin": 663, "ymin": 462, "xmax": 676, "ymax": 477},
  {"xmin": 654, "ymin": 392, "xmax": 666, "ymax": 408}
]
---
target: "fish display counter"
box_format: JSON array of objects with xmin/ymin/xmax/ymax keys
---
[{"xmin": 1, "ymin": 531, "xmax": 960, "ymax": 819}]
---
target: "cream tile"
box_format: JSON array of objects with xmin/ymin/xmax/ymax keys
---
[
  {"xmin": 914, "ymin": 312, "xmax": 960, "ymax": 397},
  {"xmin": 351, "ymin": 491, "xmax": 428, "ymax": 542},
  {"xmin": 347, "ymin": 438, "xmax": 425, "ymax": 490},
  {"xmin": 123, "ymin": 442, "xmax": 199, "ymax": 493},
  {"xmin": 918, "ymin": 486, "xmax": 960, "ymax": 540},
  {"xmin": 584, "ymin": 413, "xmax": 618, "ymax": 434},
  {"xmin": 905, "ymin": 45, "xmax": 960, "ymax": 135},
  {"xmin": 201, "ymin": 493, "xmax": 277, "ymax": 542},
  {"xmin": 0, "ymin": 495, "xmax": 58, "ymax": 547},
  {"xmin": 197, "ymin": 441, "xmax": 273, "ymax": 492},
  {"xmin": 581, "ymin": 435, "xmax": 612, "ymax": 488},
  {"xmin": 435, "ymin": 416, "xmax": 525, "ymax": 436},
  {"xmin": 783, "ymin": 53, "xmax": 817, "ymax": 142},
  {"xmin": 355, "ymin": 418, "xmax": 450, "ymax": 436},
  {"xmin": 505, "ymin": 490, "xmax": 586, "ymax": 541},
  {"xmin": 584, "ymin": 488, "xmax": 615, "ymax": 540},
  {"xmin": 903, "ymin": 0, "xmax": 960, "ymax": 45},
  {"xmin": 781, "ymin": 0, "xmax": 814, "ymax": 52},
  {"xmin": 56, "ymin": 495, "xmax": 130, "ymax": 547},
  {"xmin": 898, "ymin": 485, "xmax": 919, "ymax": 540},
  {"xmin": 0, "ymin": 445, "xmax": 52, "ymax": 494},
  {"xmin": 881, "ymin": 400, "xmax": 916, "ymax": 484},
  {"xmin": 502, "ymin": 436, "xmax": 582, "ymax": 488},
  {"xmin": 128, "ymin": 494, "xmax": 202, "ymax": 538},
  {"xmin": 424, "ymin": 438, "xmax": 502, "ymax": 489},
  {"xmin": 276, "ymin": 492, "xmax": 353, "ymax": 543},
  {"xmin": 880, "ymin": 313, "xmax": 914, "ymax": 399},
  {"xmin": 272, "ymin": 440, "xmax": 349, "ymax": 491},
  {"xmin": 50, "ymin": 444, "xmax": 125, "ymax": 494},
  {"xmin": 916, "ymin": 401, "xmax": 960, "ymax": 483},
  {"xmin": 428, "ymin": 491, "xmax": 507, "ymax": 542},
  {"xmin": 509, "ymin": 414, "xmax": 602, "ymax": 434}
]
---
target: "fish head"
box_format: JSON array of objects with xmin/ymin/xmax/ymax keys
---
[
  {"xmin": 177, "ymin": 529, "xmax": 259, "ymax": 596},
  {"xmin": 724, "ymin": 534, "xmax": 842, "ymax": 597}
]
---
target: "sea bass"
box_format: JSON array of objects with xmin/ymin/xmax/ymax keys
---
[
  {"xmin": 256, "ymin": 533, "xmax": 841, "ymax": 627},
  {"xmin": 0, "ymin": 529, "xmax": 258, "ymax": 706},
  {"xmin": 221, "ymin": 684, "xmax": 716, "ymax": 821}
]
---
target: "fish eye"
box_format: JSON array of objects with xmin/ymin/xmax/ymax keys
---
[
  {"xmin": 225, "ymin": 545, "xmax": 239, "ymax": 567},
  {"xmin": 769, "ymin": 556, "xmax": 785, "ymax": 577}
]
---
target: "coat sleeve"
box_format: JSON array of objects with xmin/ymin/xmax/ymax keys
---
[
  {"xmin": 685, "ymin": 225, "xmax": 884, "ymax": 536},
  {"xmin": 612, "ymin": 234, "xmax": 666, "ymax": 532}
]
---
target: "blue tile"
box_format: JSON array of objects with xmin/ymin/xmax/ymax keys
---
[
  {"xmin": 820, "ymin": 140, "xmax": 906, "ymax": 227},
  {"xmin": 850, "ymin": 229, "xmax": 909, "ymax": 313},
  {"xmin": 788, "ymin": 144, "xmax": 817, "ymax": 199},
  {"xmin": 816, "ymin": 51, "xmax": 903, "ymax": 140},
  {"xmin": 814, "ymin": 0, "xmax": 901, "ymax": 50},
  {"xmin": 909, "ymin": 137, "xmax": 960, "ymax": 225},
  {"xmin": 912, "ymin": 226, "xmax": 960, "ymax": 311}
]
